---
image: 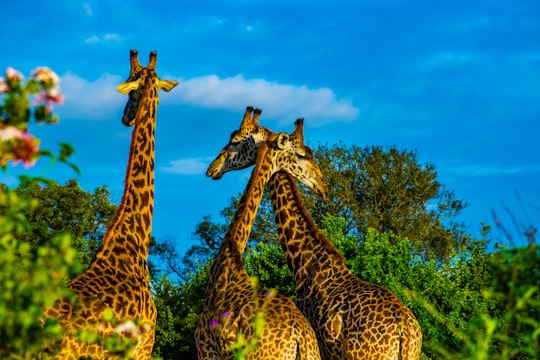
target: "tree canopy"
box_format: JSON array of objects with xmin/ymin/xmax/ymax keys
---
[
  {"xmin": 11, "ymin": 179, "xmax": 117, "ymax": 269},
  {"xmin": 307, "ymin": 142, "xmax": 468, "ymax": 259}
]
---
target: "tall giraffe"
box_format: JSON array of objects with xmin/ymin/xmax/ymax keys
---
[
  {"xmin": 206, "ymin": 107, "xmax": 423, "ymax": 360},
  {"xmin": 44, "ymin": 50, "xmax": 178, "ymax": 359},
  {"xmin": 196, "ymin": 108, "xmax": 325, "ymax": 359}
]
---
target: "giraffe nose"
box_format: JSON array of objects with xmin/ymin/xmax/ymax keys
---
[
  {"xmin": 206, "ymin": 164, "xmax": 224, "ymax": 179},
  {"xmin": 318, "ymin": 183, "xmax": 329, "ymax": 200}
]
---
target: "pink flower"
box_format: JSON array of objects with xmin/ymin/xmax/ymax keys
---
[
  {"xmin": 0, "ymin": 125, "xmax": 24, "ymax": 141},
  {"xmin": 33, "ymin": 87, "xmax": 65, "ymax": 118},
  {"xmin": 31, "ymin": 67, "xmax": 60, "ymax": 85},
  {"xmin": 35, "ymin": 87, "xmax": 64, "ymax": 105},
  {"xmin": 11, "ymin": 134, "xmax": 40, "ymax": 168},
  {"xmin": 5, "ymin": 67, "xmax": 23, "ymax": 82},
  {"xmin": 222, "ymin": 311, "xmax": 231, "ymax": 319},
  {"xmin": 0, "ymin": 125, "xmax": 40, "ymax": 168},
  {"xmin": 0, "ymin": 78, "xmax": 7, "ymax": 93}
]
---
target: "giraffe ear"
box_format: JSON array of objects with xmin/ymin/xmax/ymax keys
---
[
  {"xmin": 276, "ymin": 133, "xmax": 289, "ymax": 150},
  {"xmin": 160, "ymin": 79, "xmax": 179, "ymax": 92},
  {"xmin": 117, "ymin": 79, "xmax": 140, "ymax": 94}
]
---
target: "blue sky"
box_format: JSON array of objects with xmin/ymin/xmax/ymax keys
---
[{"xmin": 1, "ymin": 1, "xmax": 539, "ymax": 253}]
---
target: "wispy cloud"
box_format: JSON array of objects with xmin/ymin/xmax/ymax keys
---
[
  {"xmin": 172, "ymin": 75, "xmax": 359, "ymax": 126},
  {"xmin": 159, "ymin": 157, "xmax": 212, "ymax": 175},
  {"xmin": 419, "ymin": 51, "xmax": 490, "ymax": 69},
  {"xmin": 58, "ymin": 72, "xmax": 124, "ymax": 120},
  {"xmin": 84, "ymin": 33, "xmax": 123, "ymax": 44},
  {"xmin": 445, "ymin": 164, "xmax": 540, "ymax": 177}
]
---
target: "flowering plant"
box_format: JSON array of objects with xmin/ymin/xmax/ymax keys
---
[{"xmin": 0, "ymin": 66, "xmax": 75, "ymax": 171}]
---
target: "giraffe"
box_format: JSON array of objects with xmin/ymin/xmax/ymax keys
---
[
  {"xmin": 196, "ymin": 108, "xmax": 325, "ymax": 359},
  {"xmin": 206, "ymin": 107, "xmax": 423, "ymax": 360},
  {"xmin": 44, "ymin": 50, "xmax": 178, "ymax": 359}
]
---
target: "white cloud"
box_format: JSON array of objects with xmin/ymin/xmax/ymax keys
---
[
  {"xmin": 55, "ymin": 72, "xmax": 359, "ymax": 126},
  {"xmin": 84, "ymin": 33, "xmax": 123, "ymax": 44},
  {"xmin": 159, "ymin": 157, "xmax": 212, "ymax": 175},
  {"xmin": 58, "ymin": 72, "xmax": 124, "ymax": 121},
  {"xmin": 103, "ymin": 34, "xmax": 122, "ymax": 42},
  {"xmin": 84, "ymin": 35, "xmax": 100, "ymax": 44},
  {"xmin": 173, "ymin": 75, "xmax": 359, "ymax": 126}
]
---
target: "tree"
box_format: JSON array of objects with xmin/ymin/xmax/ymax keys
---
[
  {"xmin": 152, "ymin": 265, "xmax": 208, "ymax": 360},
  {"xmin": 0, "ymin": 189, "xmax": 81, "ymax": 357},
  {"xmin": 11, "ymin": 179, "xmax": 117, "ymax": 269},
  {"xmin": 305, "ymin": 142, "xmax": 468, "ymax": 259}
]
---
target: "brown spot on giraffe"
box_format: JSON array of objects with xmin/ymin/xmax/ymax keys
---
[
  {"xmin": 206, "ymin": 107, "xmax": 423, "ymax": 359},
  {"xmin": 43, "ymin": 50, "xmax": 178, "ymax": 359},
  {"xmin": 196, "ymin": 108, "xmax": 324, "ymax": 359}
]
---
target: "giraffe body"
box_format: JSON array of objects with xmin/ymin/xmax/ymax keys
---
[
  {"xmin": 269, "ymin": 172, "xmax": 422, "ymax": 360},
  {"xmin": 44, "ymin": 50, "xmax": 178, "ymax": 359},
  {"xmin": 207, "ymin": 107, "xmax": 422, "ymax": 359},
  {"xmin": 196, "ymin": 108, "xmax": 324, "ymax": 359}
]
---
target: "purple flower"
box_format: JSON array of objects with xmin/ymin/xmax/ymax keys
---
[{"xmin": 209, "ymin": 318, "xmax": 219, "ymax": 329}]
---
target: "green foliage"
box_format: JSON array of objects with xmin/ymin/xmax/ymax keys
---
[
  {"xmin": 152, "ymin": 265, "xmax": 209, "ymax": 360},
  {"xmin": 335, "ymin": 221, "xmax": 539, "ymax": 359},
  {"xmin": 67, "ymin": 310, "xmax": 141, "ymax": 359},
  {"xmin": 226, "ymin": 279, "xmax": 271, "ymax": 360},
  {"xmin": 181, "ymin": 215, "xmax": 224, "ymax": 271},
  {"xmin": 11, "ymin": 179, "xmax": 117, "ymax": 269},
  {"xmin": 307, "ymin": 142, "xmax": 468, "ymax": 259},
  {"xmin": 0, "ymin": 188, "xmax": 80, "ymax": 358},
  {"xmin": 245, "ymin": 241, "xmax": 295, "ymax": 298},
  {"xmin": 0, "ymin": 72, "xmax": 57, "ymax": 128}
]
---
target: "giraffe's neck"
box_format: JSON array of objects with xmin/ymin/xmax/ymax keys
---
[
  {"xmin": 98, "ymin": 93, "xmax": 158, "ymax": 262},
  {"xmin": 269, "ymin": 172, "xmax": 345, "ymax": 287},
  {"xmin": 206, "ymin": 145, "xmax": 274, "ymax": 299}
]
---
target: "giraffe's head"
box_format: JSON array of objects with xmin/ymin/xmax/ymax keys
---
[
  {"xmin": 258, "ymin": 119, "xmax": 328, "ymax": 199},
  {"xmin": 208, "ymin": 107, "xmax": 328, "ymax": 199},
  {"xmin": 116, "ymin": 50, "xmax": 179, "ymax": 126},
  {"xmin": 206, "ymin": 106, "xmax": 274, "ymax": 180}
]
